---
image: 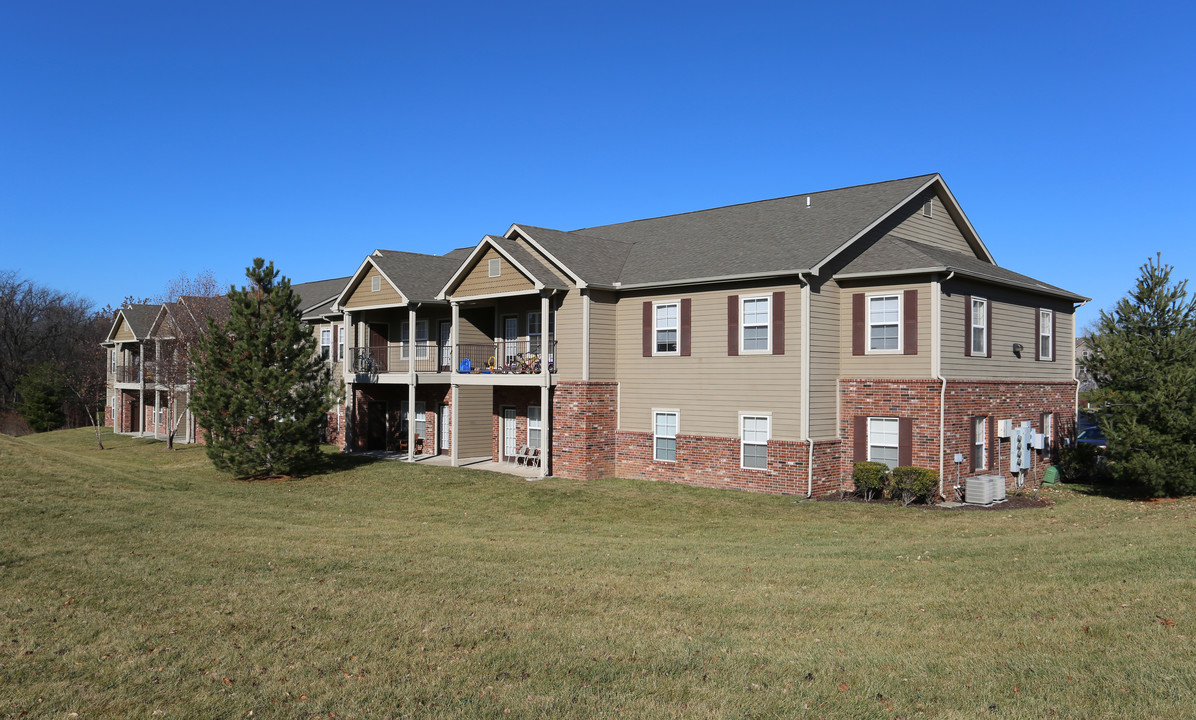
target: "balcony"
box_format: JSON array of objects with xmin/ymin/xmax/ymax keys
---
[
  {"xmin": 116, "ymin": 364, "xmax": 142, "ymax": 383},
  {"xmin": 348, "ymin": 343, "xmax": 450, "ymax": 377},
  {"xmin": 455, "ymin": 340, "xmax": 556, "ymax": 375}
]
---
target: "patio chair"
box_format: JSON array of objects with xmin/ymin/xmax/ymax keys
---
[
  {"xmin": 529, "ymin": 448, "xmax": 541, "ymax": 468},
  {"xmin": 513, "ymin": 445, "xmax": 532, "ymax": 466}
]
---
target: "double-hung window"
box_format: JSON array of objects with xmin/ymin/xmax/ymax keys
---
[
  {"xmin": 336, "ymin": 324, "xmax": 345, "ymax": 363},
  {"xmin": 973, "ymin": 416, "xmax": 988, "ymax": 470},
  {"xmin": 741, "ymin": 414, "xmax": 769, "ymax": 469},
  {"xmin": 1039, "ymin": 310, "xmax": 1054, "ymax": 360},
  {"xmin": 655, "ymin": 303, "xmax": 678, "ymax": 355},
  {"xmin": 528, "ymin": 406, "xmax": 542, "ymax": 449},
  {"xmin": 528, "ymin": 312, "xmax": 542, "ymax": 354},
  {"xmin": 868, "ymin": 295, "xmax": 901, "ymax": 352},
  {"xmin": 970, "ymin": 298, "xmax": 988, "ymax": 356},
  {"xmin": 741, "ymin": 297, "xmax": 770, "ymax": 353},
  {"xmin": 654, "ymin": 411, "xmax": 677, "ymax": 462},
  {"xmin": 400, "ymin": 320, "xmax": 429, "ymax": 360},
  {"xmin": 320, "ymin": 328, "xmax": 332, "ymax": 360},
  {"xmin": 868, "ymin": 417, "xmax": 900, "ymax": 469}
]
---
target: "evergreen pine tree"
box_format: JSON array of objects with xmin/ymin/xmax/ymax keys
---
[
  {"xmin": 16, "ymin": 361, "xmax": 66, "ymax": 432},
  {"xmin": 190, "ymin": 258, "xmax": 334, "ymax": 477},
  {"xmin": 1082, "ymin": 254, "xmax": 1196, "ymax": 496}
]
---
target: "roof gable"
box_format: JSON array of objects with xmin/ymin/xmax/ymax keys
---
[
  {"xmin": 439, "ymin": 236, "xmax": 570, "ymax": 298},
  {"xmin": 106, "ymin": 304, "xmax": 158, "ymax": 342},
  {"xmin": 338, "ymin": 257, "xmax": 406, "ymax": 310}
]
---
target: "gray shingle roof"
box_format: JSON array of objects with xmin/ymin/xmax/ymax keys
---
[
  {"xmin": 838, "ymin": 237, "xmax": 1087, "ymax": 301},
  {"xmin": 293, "ymin": 277, "xmax": 351, "ymax": 314},
  {"xmin": 514, "ymin": 225, "xmax": 632, "ymax": 287},
  {"xmin": 561, "ymin": 174, "xmax": 938, "ymax": 286},
  {"xmin": 120, "ymin": 304, "xmax": 159, "ymax": 339},
  {"xmin": 487, "ymin": 236, "xmax": 571, "ymax": 290},
  {"xmin": 372, "ymin": 250, "xmax": 465, "ymax": 302}
]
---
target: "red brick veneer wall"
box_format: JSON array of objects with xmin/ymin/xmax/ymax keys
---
[{"xmin": 552, "ymin": 381, "xmax": 617, "ymax": 480}]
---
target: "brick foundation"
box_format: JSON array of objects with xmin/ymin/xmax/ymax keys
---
[{"xmin": 552, "ymin": 381, "xmax": 617, "ymax": 480}]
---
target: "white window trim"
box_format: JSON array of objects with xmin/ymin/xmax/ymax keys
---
[
  {"xmin": 371, "ymin": 275, "xmax": 381, "ymax": 292},
  {"xmin": 867, "ymin": 416, "xmax": 900, "ymax": 468},
  {"xmin": 739, "ymin": 296, "xmax": 771, "ymax": 354},
  {"xmin": 1039, "ymin": 309, "xmax": 1054, "ymax": 361},
  {"xmin": 653, "ymin": 300, "xmax": 680, "ymax": 357},
  {"xmin": 320, "ymin": 327, "xmax": 332, "ymax": 361},
  {"xmin": 488, "ymin": 258, "xmax": 501, "ymax": 277},
  {"xmin": 400, "ymin": 320, "xmax": 429, "ymax": 360},
  {"xmin": 652, "ymin": 409, "xmax": 679, "ymax": 463},
  {"xmin": 528, "ymin": 405, "xmax": 542, "ymax": 448},
  {"xmin": 528, "ymin": 311, "xmax": 542, "ymax": 351},
  {"xmin": 974, "ymin": 416, "xmax": 988, "ymax": 470},
  {"xmin": 336, "ymin": 323, "xmax": 345, "ymax": 362},
  {"xmin": 739, "ymin": 412, "xmax": 770, "ymax": 471},
  {"xmin": 866, "ymin": 293, "xmax": 903, "ymax": 355},
  {"xmin": 970, "ymin": 297, "xmax": 988, "ymax": 357}
]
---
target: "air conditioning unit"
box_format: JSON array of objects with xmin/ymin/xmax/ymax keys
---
[
  {"xmin": 998, "ymin": 419, "xmax": 1013, "ymax": 438},
  {"xmin": 966, "ymin": 475, "xmax": 1005, "ymax": 505}
]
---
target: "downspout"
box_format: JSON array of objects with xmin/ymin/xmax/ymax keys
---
[
  {"xmin": 798, "ymin": 273, "xmax": 814, "ymax": 497},
  {"xmin": 933, "ymin": 271, "xmax": 955, "ymax": 500},
  {"xmin": 1073, "ymin": 299, "xmax": 1091, "ymax": 421}
]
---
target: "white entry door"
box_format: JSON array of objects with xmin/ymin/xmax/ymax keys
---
[
  {"xmin": 503, "ymin": 315, "xmax": 519, "ymax": 366},
  {"xmin": 439, "ymin": 321, "xmax": 451, "ymax": 370},
  {"xmin": 502, "ymin": 407, "xmax": 517, "ymax": 460}
]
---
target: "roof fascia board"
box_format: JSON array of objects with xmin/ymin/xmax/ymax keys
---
[
  {"xmin": 436, "ymin": 237, "xmax": 544, "ymax": 300},
  {"xmin": 835, "ymin": 267, "xmax": 948, "ymax": 280},
  {"xmin": 506, "ymin": 224, "xmax": 586, "ymax": 287},
  {"xmin": 615, "ymin": 268, "xmax": 812, "ymax": 291},
  {"xmin": 448, "ymin": 288, "xmax": 542, "ymax": 303},
  {"xmin": 332, "ymin": 257, "xmax": 403, "ymax": 311},
  {"xmin": 810, "ymin": 175, "xmax": 941, "ymax": 277}
]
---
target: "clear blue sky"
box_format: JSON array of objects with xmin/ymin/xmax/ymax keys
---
[{"xmin": 2, "ymin": 0, "xmax": 1193, "ymax": 329}]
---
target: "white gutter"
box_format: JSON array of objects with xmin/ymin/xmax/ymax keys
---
[
  {"xmin": 934, "ymin": 271, "xmax": 955, "ymax": 500},
  {"xmin": 614, "ymin": 268, "xmax": 814, "ymax": 291}
]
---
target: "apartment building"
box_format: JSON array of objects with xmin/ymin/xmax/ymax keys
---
[{"xmin": 107, "ymin": 174, "xmax": 1087, "ymax": 497}]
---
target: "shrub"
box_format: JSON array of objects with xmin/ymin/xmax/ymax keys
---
[
  {"xmin": 853, "ymin": 461, "xmax": 890, "ymax": 501},
  {"xmin": 1057, "ymin": 442, "xmax": 1107, "ymax": 484},
  {"xmin": 891, "ymin": 466, "xmax": 939, "ymax": 506}
]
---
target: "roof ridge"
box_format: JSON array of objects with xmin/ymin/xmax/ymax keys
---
[{"xmin": 572, "ymin": 173, "xmax": 939, "ymax": 233}]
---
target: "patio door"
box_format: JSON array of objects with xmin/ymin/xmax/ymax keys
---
[
  {"xmin": 438, "ymin": 403, "xmax": 449, "ymax": 452},
  {"xmin": 366, "ymin": 402, "xmax": 387, "ymax": 451},
  {"xmin": 368, "ymin": 323, "xmax": 389, "ymax": 373},
  {"xmin": 439, "ymin": 321, "xmax": 451, "ymax": 371},
  {"xmin": 501, "ymin": 407, "xmax": 517, "ymax": 460},
  {"xmin": 502, "ymin": 315, "xmax": 519, "ymax": 367}
]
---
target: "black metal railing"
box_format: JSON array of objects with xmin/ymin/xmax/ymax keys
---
[
  {"xmin": 455, "ymin": 340, "xmax": 556, "ymax": 374},
  {"xmin": 347, "ymin": 343, "xmax": 446, "ymax": 376}
]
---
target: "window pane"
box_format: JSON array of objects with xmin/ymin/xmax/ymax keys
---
[
  {"xmin": 743, "ymin": 444, "xmax": 767, "ymax": 468},
  {"xmin": 655, "ymin": 437, "xmax": 676, "ymax": 462},
  {"xmin": 743, "ymin": 326, "xmax": 768, "ymax": 350},
  {"xmin": 972, "ymin": 299, "xmax": 986, "ymax": 326},
  {"xmin": 869, "ymin": 445, "xmax": 899, "ymax": 469},
  {"xmin": 870, "ymin": 296, "xmax": 898, "ymax": 323},
  {"xmin": 656, "ymin": 329, "xmax": 677, "ymax": 353},
  {"xmin": 870, "ymin": 325, "xmax": 899, "ymax": 350},
  {"xmin": 972, "ymin": 327, "xmax": 986, "ymax": 354}
]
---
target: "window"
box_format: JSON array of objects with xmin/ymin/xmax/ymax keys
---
[
  {"xmin": 970, "ymin": 297, "xmax": 988, "ymax": 356},
  {"xmin": 973, "ymin": 416, "xmax": 988, "ymax": 470},
  {"xmin": 400, "ymin": 320, "xmax": 429, "ymax": 359},
  {"xmin": 371, "ymin": 275, "xmax": 381, "ymax": 292},
  {"xmin": 1039, "ymin": 309, "xmax": 1053, "ymax": 360},
  {"xmin": 741, "ymin": 297, "xmax": 771, "ymax": 352},
  {"xmin": 320, "ymin": 328, "xmax": 332, "ymax": 360},
  {"xmin": 741, "ymin": 414, "xmax": 769, "ymax": 469},
  {"xmin": 528, "ymin": 312, "xmax": 542, "ymax": 353},
  {"xmin": 336, "ymin": 324, "xmax": 345, "ymax": 363},
  {"xmin": 401, "ymin": 401, "xmax": 426, "ymax": 438},
  {"xmin": 653, "ymin": 411, "xmax": 677, "ymax": 462},
  {"xmin": 488, "ymin": 258, "xmax": 501, "ymax": 277},
  {"xmin": 868, "ymin": 417, "xmax": 900, "ymax": 469},
  {"xmin": 654, "ymin": 302, "xmax": 678, "ymax": 355},
  {"xmin": 110, "ymin": 349, "xmax": 116, "ymax": 372},
  {"xmin": 868, "ymin": 295, "xmax": 901, "ymax": 352},
  {"xmin": 528, "ymin": 406, "xmax": 541, "ymax": 449}
]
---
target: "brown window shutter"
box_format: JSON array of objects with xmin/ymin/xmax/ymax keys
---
[
  {"xmin": 903, "ymin": 289, "xmax": 918, "ymax": 355},
  {"xmin": 986, "ymin": 300, "xmax": 993, "ymax": 358},
  {"xmin": 963, "ymin": 294, "xmax": 972, "ymax": 356},
  {"xmin": 1051, "ymin": 311, "xmax": 1057, "ymax": 362},
  {"xmin": 332, "ymin": 325, "xmax": 339, "ymax": 362},
  {"xmin": 772, "ymin": 291, "xmax": 785, "ymax": 355},
  {"xmin": 852, "ymin": 293, "xmax": 865, "ymax": 355},
  {"xmin": 853, "ymin": 416, "xmax": 867, "ymax": 461},
  {"xmin": 642, "ymin": 301, "xmax": 652, "ymax": 357},
  {"xmin": 680, "ymin": 298, "xmax": 692, "ymax": 357},
  {"xmin": 1034, "ymin": 309, "xmax": 1041, "ymax": 360},
  {"xmin": 727, "ymin": 295, "xmax": 739, "ymax": 356},
  {"xmin": 898, "ymin": 417, "xmax": 913, "ymax": 467},
  {"xmin": 970, "ymin": 417, "xmax": 979, "ymax": 471},
  {"xmin": 988, "ymin": 415, "xmax": 995, "ymax": 467}
]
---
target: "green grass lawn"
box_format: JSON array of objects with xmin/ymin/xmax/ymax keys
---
[{"xmin": 2, "ymin": 429, "xmax": 1194, "ymax": 719}]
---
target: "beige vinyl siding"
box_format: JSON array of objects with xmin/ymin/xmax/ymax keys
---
[
  {"xmin": 113, "ymin": 317, "xmax": 136, "ymax": 342},
  {"xmin": 807, "ymin": 279, "xmax": 841, "ymax": 438},
  {"xmin": 941, "ymin": 279, "xmax": 1076, "ymax": 381},
  {"xmin": 455, "ymin": 386, "xmax": 493, "ymax": 457},
  {"xmin": 588, "ymin": 290, "xmax": 618, "ymax": 381},
  {"xmin": 458, "ymin": 307, "xmax": 493, "ymax": 345},
  {"xmin": 616, "ymin": 282, "xmax": 802, "ymax": 440},
  {"xmin": 454, "ymin": 248, "xmax": 535, "ymax": 297},
  {"xmin": 553, "ymin": 290, "xmax": 582, "ymax": 381},
  {"xmin": 890, "ymin": 192, "xmax": 974, "ymax": 255},
  {"xmin": 839, "ymin": 279, "xmax": 933, "ymax": 378},
  {"xmin": 343, "ymin": 268, "xmax": 405, "ymax": 309}
]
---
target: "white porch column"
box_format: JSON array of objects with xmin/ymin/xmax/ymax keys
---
[
  {"xmin": 137, "ymin": 345, "xmax": 145, "ymax": 437},
  {"xmin": 154, "ymin": 390, "xmax": 161, "ymax": 441},
  {"xmin": 540, "ymin": 292, "xmax": 551, "ymax": 478},
  {"xmin": 450, "ymin": 301, "xmax": 460, "ymax": 371},
  {"xmin": 450, "ymin": 384, "xmax": 460, "ymax": 467},
  {"xmin": 408, "ymin": 305, "xmax": 417, "ymax": 462},
  {"xmin": 581, "ymin": 289, "xmax": 590, "ymax": 381}
]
